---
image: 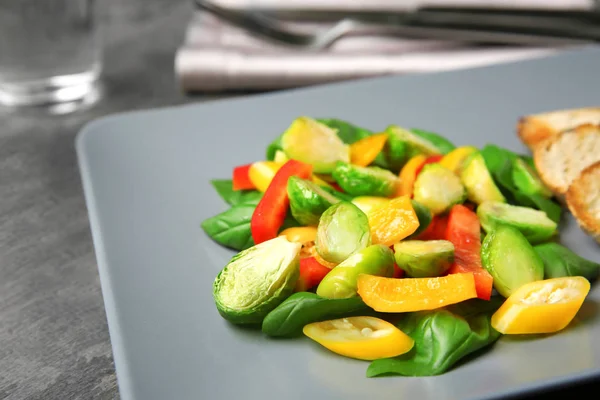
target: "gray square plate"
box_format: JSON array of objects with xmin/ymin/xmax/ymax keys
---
[{"xmin": 77, "ymin": 47, "xmax": 600, "ymax": 400}]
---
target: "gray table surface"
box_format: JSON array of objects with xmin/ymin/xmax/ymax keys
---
[{"xmin": 1, "ymin": 1, "xmax": 598, "ymax": 399}]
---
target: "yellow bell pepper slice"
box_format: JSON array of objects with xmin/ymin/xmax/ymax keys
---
[
  {"xmin": 491, "ymin": 276, "xmax": 591, "ymax": 335},
  {"xmin": 351, "ymin": 196, "xmax": 391, "ymax": 216},
  {"xmin": 279, "ymin": 226, "xmax": 317, "ymax": 244},
  {"xmin": 248, "ymin": 161, "xmax": 284, "ymax": 192},
  {"xmin": 303, "ymin": 316, "xmax": 414, "ymax": 361},
  {"xmin": 357, "ymin": 273, "xmax": 478, "ymax": 313},
  {"xmin": 349, "ymin": 133, "xmax": 388, "ymax": 167},
  {"xmin": 367, "ymin": 196, "xmax": 419, "ymax": 246},
  {"xmin": 439, "ymin": 146, "xmax": 478, "ymax": 174},
  {"xmin": 397, "ymin": 154, "xmax": 427, "ymax": 197}
]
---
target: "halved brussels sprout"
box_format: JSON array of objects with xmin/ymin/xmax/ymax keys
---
[
  {"xmin": 384, "ymin": 125, "xmax": 441, "ymax": 171},
  {"xmin": 280, "ymin": 117, "xmax": 350, "ymax": 173},
  {"xmin": 481, "ymin": 224, "xmax": 544, "ymax": 298},
  {"xmin": 332, "ymin": 161, "xmax": 398, "ymax": 197},
  {"xmin": 287, "ymin": 176, "xmax": 340, "ymax": 226},
  {"xmin": 316, "ymin": 201, "xmax": 371, "ymax": 264},
  {"xmin": 408, "ymin": 200, "xmax": 433, "ymax": 238},
  {"xmin": 393, "ymin": 240, "xmax": 454, "ymax": 278},
  {"xmin": 460, "ymin": 152, "xmax": 505, "ymax": 205},
  {"xmin": 413, "ymin": 164, "xmax": 466, "ymax": 215},
  {"xmin": 477, "ymin": 201, "xmax": 557, "ymax": 244},
  {"xmin": 511, "ymin": 158, "xmax": 553, "ymax": 198},
  {"xmin": 316, "ymin": 244, "xmax": 395, "ymax": 299},
  {"xmin": 213, "ymin": 236, "xmax": 301, "ymax": 325}
]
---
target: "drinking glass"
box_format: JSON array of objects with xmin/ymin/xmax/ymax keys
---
[{"xmin": 0, "ymin": 0, "xmax": 102, "ymax": 106}]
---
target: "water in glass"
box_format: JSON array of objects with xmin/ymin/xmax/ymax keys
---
[{"xmin": 0, "ymin": 0, "xmax": 101, "ymax": 106}]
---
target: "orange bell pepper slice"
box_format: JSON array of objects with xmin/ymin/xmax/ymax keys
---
[
  {"xmin": 367, "ymin": 196, "xmax": 419, "ymax": 247},
  {"xmin": 445, "ymin": 204, "xmax": 494, "ymax": 300},
  {"xmin": 357, "ymin": 272, "xmax": 478, "ymax": 313},
  {"xmin": 397, "ymin": 155, "xmax": 427, "ymax": 196},
  {"xmin": 491, "ymin": 276, "xmax": 591, "ymax": 334},
  {"xmin": 349, "ymin": 133, "xmax": 388, "ymax": 167}
]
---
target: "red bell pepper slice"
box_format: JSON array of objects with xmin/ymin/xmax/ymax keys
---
[
  {"xmin": 251, "ymin": 159, "xmax": 313, "ymax": 244},
  {"xmin": 444, "ymin": 204, "xmax": 494, "ymax": 300},
  {"xmin": 416, "ymin": 215, "xmax": 449, "ymax": 241},
  {"xmin": 393, "ymin": 263, "xmax": 405, "ymax": 279},
  {"xmin": 295, "ymin": 257, "xmax": 332, "ymax": 292},
  {"xmin": 414, "ymin": 154, "xmax": 444, "ymax": 177},
  {"xmin": 232, "ymin": 164, "xmax": 256, "ymax": 191}
]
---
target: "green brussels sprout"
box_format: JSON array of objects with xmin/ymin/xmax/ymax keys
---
[
  {"xmin": 511, "ymin": 158, "xmax": 553, "ymax": 198},
  {"xmin": 384, "ymin": 125, "xmax": 441, "ymax": 171},
  {"xmin": 280, "ymin": 116, "xmax": 350, "ymax": 174},
  {"xmin": 477, "ymin": 201, "xmax": 557, "ymax": 244},
  {"xmin": 460, "ymin": 152, "xmax": 506, "ymax": 205},
  {"xmin": 332, "ymin": 161, "xmax": 398, "ymax": 197},
  {"xmin": 287, "ymin": 176, "xmax": 340, "ymax": 226},
  {"xmin": 316, "ymin": 201, "xmax": 371, "ymax": 264},
  {"xmin": 481, "ymin": 224, "xmax": 544, "ymax": 298},
  {"xmin": 316, "ymin": 244, "xmax": 395, "ymax": 299},
  {"xmin": 393, "ymin": 240, "xmax": 454, "ymax": 278},
  {"xmin": 213, "ymin": 236, "xmax": 301, "ymax": 325},
  {"xmin": 408, "ymin": 200, "xmax": 433, "ymax": 238},
  {"xmin": 413, "ymin": 164, "xmax": 466, "ymax": 215}
]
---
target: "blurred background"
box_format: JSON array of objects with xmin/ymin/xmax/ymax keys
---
[{"xmin": 1, "ymin": 1, "xmax": 600, "ymax": 399}]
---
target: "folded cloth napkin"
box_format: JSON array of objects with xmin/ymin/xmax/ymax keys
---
[{"xmin": 175, "ymin": 0, "xmax": 595, "ymax": 92}]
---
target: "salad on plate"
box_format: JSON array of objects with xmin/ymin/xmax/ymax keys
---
[{"xmin": 201, "ymin": 116, "xmax": 599, "ymax": 378}]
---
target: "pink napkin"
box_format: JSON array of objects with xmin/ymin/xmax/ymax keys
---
[{"xmin": 175, "ymin": 0, "xmax": 595, "ymax": 92}]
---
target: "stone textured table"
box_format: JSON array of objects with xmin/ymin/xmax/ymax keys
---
[{"xmin": 0, "ymin": 1, "xmax": 598, "ymax": 399}]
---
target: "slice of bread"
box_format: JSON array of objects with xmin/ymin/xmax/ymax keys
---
[
  {"xmin": 517, "ymin": 107, "xmax": 600, "ymax": 150},
  {"xmin": 533, "ymin": 124, "xmax": 600, "ymax": 195},
  {"xmin": 566, "ymin": 161, "xmax": 600, "ymax": 244}
]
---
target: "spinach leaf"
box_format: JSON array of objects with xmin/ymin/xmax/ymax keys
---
[
  {"xmin": 535, "ymin": 242, "xmax": 600, "ymax": 281},
  {"xmin": 528, "ymin": 194, "xmax": 562, "ymax": 225},
  {"xmin": 367, "ymin": 298, "xmax": 502, "ymax": 377},
  {"xmin": 480, "ymin": 145, "xmax": 562, "ymax": 223},
  {"xmin": 411, "ymin": 128, "xmax": 456, "ymax": 154},
  {"xmin": 266, "ymin": 134, "xmax": 284, "ymax": 161},
  {"xmin": 210, "ymin": 179, "xmax": 263, "ymax": 206},
  {"xmin": 262, "ymin": 292, "xmax": 371, "ymax": 337},
  {"xmin": 201, "ymin": 203, "xmax": 256, "ymax": 251},
  {"xmin": 316, "ymin": 118, "xmax": 373, "ymax": 144}
]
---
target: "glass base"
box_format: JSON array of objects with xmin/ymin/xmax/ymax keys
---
[{"xmin": 0, "ymin": 69, "xmax": 101, "ymax": 107}]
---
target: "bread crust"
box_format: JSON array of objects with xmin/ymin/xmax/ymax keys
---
[
  {"xmin": 533, "ymin": 124, "xmax": 600, "ymax": 194},
  {"xmin": 517, "ymin": 107, "xmax": 600, "ymax": 150},
  {"xmin": 566, "ymin": 160, "xmax": 600, "ymax": 244}
]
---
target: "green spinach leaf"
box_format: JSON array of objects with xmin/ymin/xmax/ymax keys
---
[
  {"xmin": 201, "ymin": 203, "xmax": 256, "ymax": 251},
  {"xmin": 535, "ymin": 242, "xmax": 600, "ymax": 281},
  {"xmin": 262, "ymin": 292, "xmax": 371, "ymax": 337},
  {"xmin": 366, "ymin": 298, "xmax": 502, "ymax": 377},
  {"xmin": 411, "ymin": 128, "xmax": 456, "ymax": 154},
  {"xmin": 210, "ymin": 179, "xmax": 263, "ymax": 206},
  {"xmin": 480, "ymin": 145, "xmax": 562, "ymax": 223},
  {"xmin": 316, "ymin": 118, "xmax": 373, "ymax": 144},
  {"xmin": 266, "ymin": 134, "xmax": 284, "ymax": 161}
]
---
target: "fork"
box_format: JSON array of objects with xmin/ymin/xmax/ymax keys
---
[{"xmin": 194, "ymin": 0, "xmax": 599, "ymax": 49}]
